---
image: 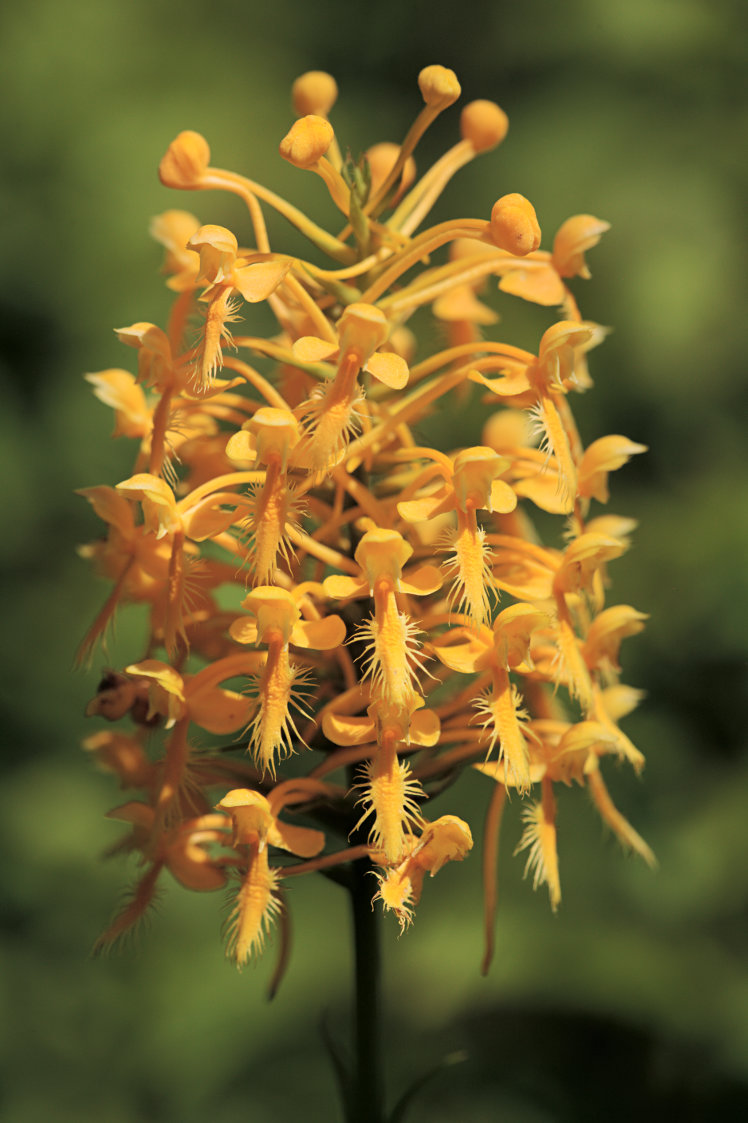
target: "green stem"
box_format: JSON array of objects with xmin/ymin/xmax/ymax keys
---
[{"xmin": 349, "ymin": 855, "xmax": 385, "ymax": 1123}]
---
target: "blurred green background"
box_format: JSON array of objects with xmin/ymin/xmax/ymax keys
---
[{"xmin": 2, "ymin": 0, "xmax": 747, "ymax": 1119}]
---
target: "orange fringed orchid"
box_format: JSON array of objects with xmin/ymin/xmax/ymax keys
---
[{"xmin": 80, "ymin": 64, "xmax": 652, "ymax": 974}]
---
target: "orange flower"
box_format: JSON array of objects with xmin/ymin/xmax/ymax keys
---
[{"xmin": 81, "ymin": 64, "xmax": 651, "ymax": 972}]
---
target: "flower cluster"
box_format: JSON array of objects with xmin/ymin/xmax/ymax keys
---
[{"xmin": 80, "ymin": 66, "xmax": 652, "ymax": 974}]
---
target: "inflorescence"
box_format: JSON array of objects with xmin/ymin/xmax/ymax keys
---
[{"xmin": 79, "ymin": 65, "xmax": 652, "ymax": 975}]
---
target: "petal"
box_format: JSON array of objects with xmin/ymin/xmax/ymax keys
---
[
  {"xmin": 474, "ymin": 759, "xmax": 547, "ymax": 786},
  {"xmin": 188, "ymin": 685, "xmax": 255, "ymax": 734},
  {"xmin": 409, "ymin": 709, "xmax": 440, "ymax": 746},
  {"xmin": 433, "ymin": 639, "xmax": 489, "ymax": 674},
  {"xmin": 322, "ymin": 574, "xmax": 368, "ymax": 600},
  {"xmin": 291, "ymin": 614, "xmax": 347, "ymax": 650},
  {"xmin": 557, "ymin": 720, "xmax": 618, "ymax": 757},
  {"xmin": 292, "ymin": 335, "xmax": 339, "ymax": 363},
  {"xmin": 469, "ymin": 368, "xmax": 533, "ymax": 399},
  {"xmin": 489, "ymin": 478, "xmax": 518, "ymax": 514},
  {"xmin": 85, "ymin": 369, "xmax": 151, "ymax": 438},
  {"xmin": 498, "ymin": 263, "xmax": 566, "ymax": 306},
  {"xmin": 168, "ymin": 846, "xmax": 228, "ymax": 891},
  {"xmin": 229, "ymin": 618, "xmax": 259, "ymax": 646},
  {"xmin": 400, "ymin": 564, "xmax": 443, "ymax": 596},
  {"xmin": 578, "ymin": 435, "xmax": 648, "ymax": 503},
  {"xmin": 397, "ymin": 489, "xmax": 453, "ymax": 523},
  {"xmin": 77, "ymin": 485, "xmax": 135, "ymax": 535},
  {"xmin": 224, "ymin": 429, "xmax": 257, "ymax": 465},
  {"xmin": 232, "ymin": 258, "xmax": 291, "ymax": 303},
  {"xmin": 365, "ymin": 351, "xmax": 409, "ymax": 389},
  {"xmin": 322, "ymin": 711, "xmax": 376, "ymax": 746},
  {"xmin": 512, "ymin": 468, "xmax": 573, "ymax": 515},
  {"xmin": 433, "ymin": 286, "xmax": 498, "ymax": 325},
  {"xmin": 182, "ymin": 498, "xmax": 244, "ymax": 542},
  {"xmin": 269, "ymin": 820, "xmax": 326, "ymax": 859},
  {"xmin": 126, "ymin": 659, "xmax": 185, "ymax": 700},
  {"xmin": 598, "ymin": 684, "xmax": 645, "ymax": 723}
]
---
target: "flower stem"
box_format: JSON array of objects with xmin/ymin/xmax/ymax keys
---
[{"xmin": 349, "ymin": 854, "xmax": 385, "ymax": 1123}]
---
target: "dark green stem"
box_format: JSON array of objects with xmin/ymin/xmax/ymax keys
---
[{"xmin": 349, "ymin": 855, "xmax": 385, "ymax": 1123}]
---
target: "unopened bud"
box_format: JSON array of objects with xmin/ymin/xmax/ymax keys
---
[
  {"xmin": 158, "ymin": 130, "xmax": 210, "ymax": 189},
  {"xmin": 460, "ymin": 100, "xmax": 508, "ymax": 152},
  {"xmin": 489, "ymin": 193, "xmax": 541, "ymax": 256},
  {"xmin": 418, "ymin": 65, "xmax": 461, "ymax": 110},
  {"xmin": 291, "ymin": 71, "xmax": 338, "ymax": 117},
  {"xmin": 280, "ymin": 115, "xmax": 334, "ymax": 169},
  {"xmin": 365, "ymin": 143, "xmax": 416, "ymax": 199}
]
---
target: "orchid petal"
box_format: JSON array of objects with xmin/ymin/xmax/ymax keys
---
[
  {"xmin": 292, "ymin": 335, "xmax": 339, "ymax": 363},
  {"xmin": 489, "ymin": 478, "xmax": 518, "ymax": 514},
  {"xmin": 365, "ymin": 351, "xmax": 409, "ymax": 389},
  {"xmin": 322, "ymin": 574, "xmax": 368, "ymax": 600},
  {"xmin": 400, "ymin": 565, "xmax": 443, "ymax": 596},
  {"xmin": 291, "ymin": 614, "xmax": 347, "ymax": 650},
  {"xmin": 322, "ymin": 711, "xmax": 375, "ymax": 746},
  {"xmin": 232, "ymin": 259, "xmax": 291, "ymax": 303}
]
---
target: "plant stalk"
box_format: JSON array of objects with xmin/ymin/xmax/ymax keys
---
[{"xmin": 349, "ymin": 855, "xmax": 385, "ymax": 1123}]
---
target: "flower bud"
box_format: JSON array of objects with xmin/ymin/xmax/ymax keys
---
[
  {"xmin": 489, "ymin": 193, "xmax": 541, "ymax": 256},
  {"xmin": 158, "ymin": 130, "xmax": 210, "ymax": 189},
  {"xmin": 279, "ymin": 115, "xmax": 334, "ymax": 169},
  {"xmin": 460, "ymin": 100, "xmax": 509, "ymax": 152},
  {"xmin": 365, "ymin": 142, "xmax": 416, "ymax": 200},
  {"xmin": 291, "ymin": 70, "xmax": 339, "ymax": 117},
  {"xmin": 418, "ymin": 65, "xmax": 461, "ymax": 110}
]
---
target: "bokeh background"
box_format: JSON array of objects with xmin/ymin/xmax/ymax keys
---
[{"xmin": 2, "ymin": 0, "xmax": 747, "ymax": 1119}]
